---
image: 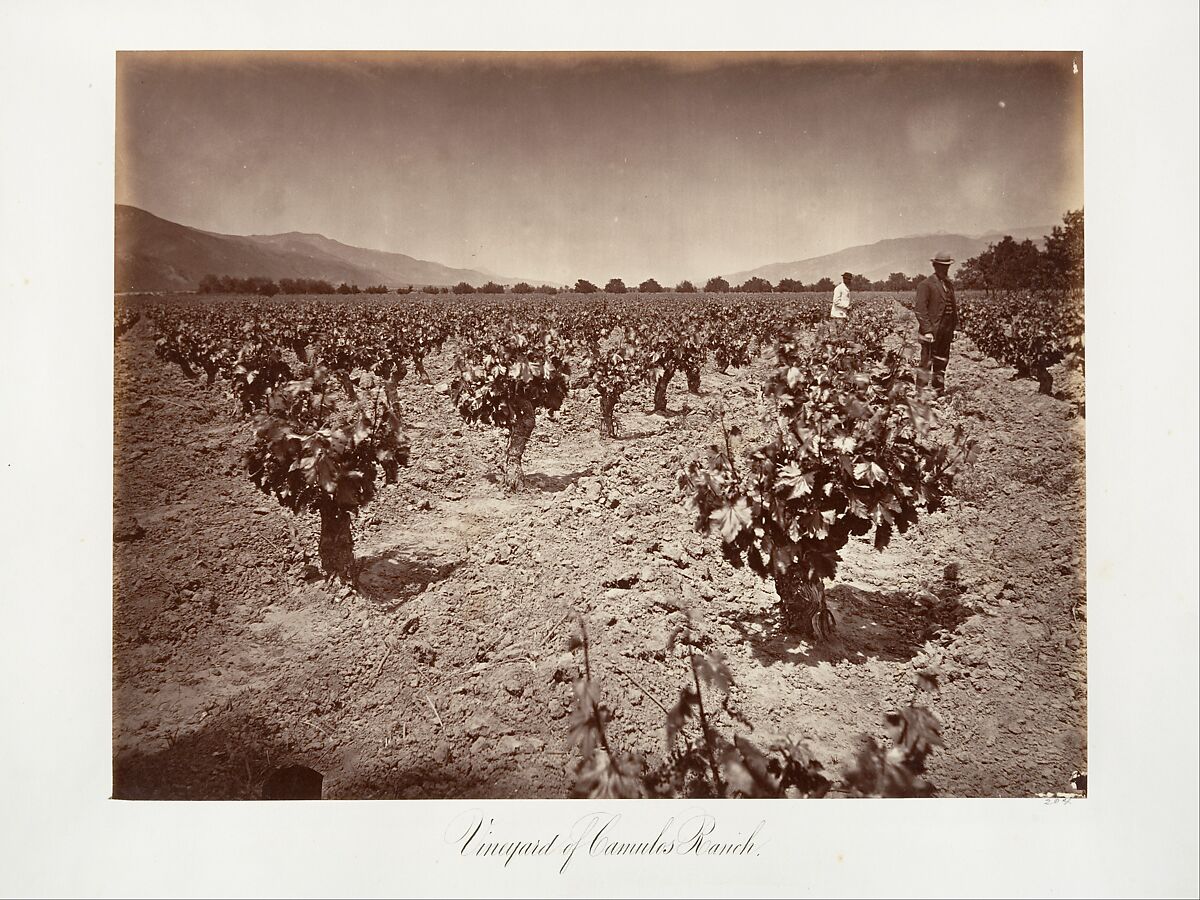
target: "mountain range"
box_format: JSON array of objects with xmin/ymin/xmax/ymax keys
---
[
  {"xmin": 724, "ymin": 226, "xmax": 1052, "ymax": 285},
  {"xmin": 115, "ymin": 204, "xmax": 1052, "ymax": 293},
  {"xmin": 114, "ymin": 205, "xmax": 524, "ymax": 292}
]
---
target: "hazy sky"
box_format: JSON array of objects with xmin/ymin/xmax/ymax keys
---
[{"xmin": 117, "ymin": 52, "xmax": 1083, "ymax": 284}]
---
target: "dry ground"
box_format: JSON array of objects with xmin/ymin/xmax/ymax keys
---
[{"xmin": 113, "ymin": 305, "xmax": 1086, "ymax": 799}]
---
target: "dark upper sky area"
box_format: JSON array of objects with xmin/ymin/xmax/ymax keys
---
[{"xmin": 117, "ymin": 52, "xmax": 1083, "ymax": 283}]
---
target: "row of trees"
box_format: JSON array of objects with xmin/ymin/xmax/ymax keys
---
[
  {"xmin": 193, "ymin": 209, "xmax": 1082, "ymax": 299},
  {"xmin": 449, "ymin": 281, "xmax": 529, "ymax": 294},
  {"xmin": 198, "ymin": 275, "xmax": 396, "ymax": 296},
  {"xmin": 197, "ymin": 273, "xmax": 929, "ymax": 298},
  {"xmin": 432, "ymin": 277, "xmax": 907, "ymax": 295},
  {"xmin": 197, "ymin": 276, "xmax": 558, "ymax": 296},
  {"xmin": 564, "ymin": 274, "xmax": 920, "ymax": 294},
  {"xmin": 956, "ymin": 210, "xmax": 1084, "ymax": 293}
]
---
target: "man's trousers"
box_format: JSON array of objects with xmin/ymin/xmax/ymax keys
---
[{"xmin": 919, "ymin": 327, "xmax": 954, "ymax": 392}]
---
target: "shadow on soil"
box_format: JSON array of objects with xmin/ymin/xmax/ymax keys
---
[
  {"xmin": 112, "ymin": 712, "xmax": 487, "ymax": 800},
  {"xmin": 729, "ymin": 584, "xmax": 972, "ymax": 667},
  {"xmin": 355, "ymin": 553, "xmax": 461, "ymax": 606},
  {"xmin": 524, "ymin": 469, "xmax": 591, "ymax": 492},
  {"xmin": 483, "ymin": 468, "xmax": 592, "ymax": 493},
  {"xmin": 114, "ymin": 712, "xmax": 322, "ymax": 801}
]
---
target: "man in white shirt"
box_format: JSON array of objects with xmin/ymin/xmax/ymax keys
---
[{"xmin": 830, "ymin": 271, "xmax": 852, "ymax": 333}]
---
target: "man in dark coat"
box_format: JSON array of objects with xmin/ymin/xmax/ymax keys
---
[{"xmin": 914, "ymin": 250, "xmax": 958, "ymax": 393}]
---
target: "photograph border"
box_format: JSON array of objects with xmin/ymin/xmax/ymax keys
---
[{"xmin": 2, "ymin": 1, "xmax": 1198, "ymax": 897}]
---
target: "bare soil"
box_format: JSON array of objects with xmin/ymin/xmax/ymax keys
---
[{"xmin": 112, "ymin": 309, "xmax": 1086, "ymax": 799}]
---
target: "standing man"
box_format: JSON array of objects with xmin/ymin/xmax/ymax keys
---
[
  {"xmin": 914, "ymin": 250, "xmax": 958, "ymax": 394},
  {"xmin": 830, "ymin": 271, "xmax": 853, "ymax": 333}
]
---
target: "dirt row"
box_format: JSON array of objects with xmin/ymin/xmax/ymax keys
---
[{"xmin": 113, "ymin": 307, "xmax": 1085, "ymax": 799}]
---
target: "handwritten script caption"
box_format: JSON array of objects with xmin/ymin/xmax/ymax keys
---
[{"xmin": 445, "ymin": 810, "xmax": 765, "ymax": 874}]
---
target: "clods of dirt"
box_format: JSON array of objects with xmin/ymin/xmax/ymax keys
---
[{"xmin": 113, "ymin": 315, "xmax": 1085, "ymax": 799}]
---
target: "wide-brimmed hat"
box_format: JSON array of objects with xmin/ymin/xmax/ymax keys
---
[{"xmin": 930, "ymin": 250, "xmax": 954, "ymax": 264}]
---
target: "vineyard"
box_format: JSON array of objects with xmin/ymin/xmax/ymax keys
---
[{"xmin": 112, "ymin": 288, "xmax": 1086, "ymax": 799}]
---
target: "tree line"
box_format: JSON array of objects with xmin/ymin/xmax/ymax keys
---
[
  {"xmin": 194, "ymin": 209, "xmax": 1081, "ymax": 298},
  {"xmin": 197, "ymin": 275, "xmax": 396, "ymax": 296},
  {"xmin": 197, "ymin": 273, "xmax": 928, "ymax": 297},
  {"xmin": 481, "ymin": 275, "xmax": 927, "ymax": 294},
  {"xmin": 197, "ymin": 275, "xmax": 549, "ymax": 296},
  {"xmin": 956, "ymin": 210, "xmax": 1083, "ymax": 293}
]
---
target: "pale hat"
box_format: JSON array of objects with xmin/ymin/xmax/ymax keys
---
[{"xmin": 931, "ymin": 250, "xmax": 955, "ymax": 264}]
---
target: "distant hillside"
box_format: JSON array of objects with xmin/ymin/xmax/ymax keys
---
[
  {"xmin": 725, "ymin": 226, "xmax": 1052, "ymax": 285},
  {"xmin": 114, "ymin": 205, "xmax": 514, "ymax": 292}
]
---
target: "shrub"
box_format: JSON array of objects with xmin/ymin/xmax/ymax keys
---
[
  {"xmin": 245, "ymin": 366, "xmax": 409, "ymax": 580},
  {"xmin": 681, "ymin": 330, "xmax": 976, "ymax": 639},
  {"xmin": 736, "ymin": 276, "xmax": 773, "ymax": 293},
  {"xmin": 451, "ymin": 324, "xmax": 571, "ymax": 491},
  {"xmin": 567, "ymin": 614, "xmax": 943, "ymax": 798},
  {"xmin": 585, "ymin": 327, "xmax": 643, "ymax": 438}
]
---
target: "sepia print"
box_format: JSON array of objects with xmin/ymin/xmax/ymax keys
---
[{"xmin": 113, "ymin": 51, "xmax": 1086, "ymax": 800}]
